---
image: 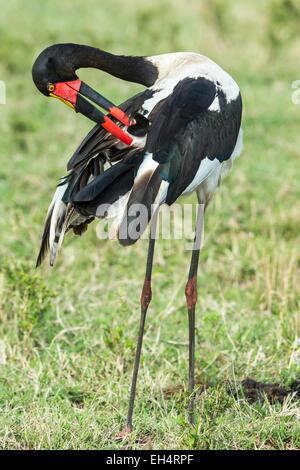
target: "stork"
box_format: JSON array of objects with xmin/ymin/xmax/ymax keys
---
[{"xmin": 32, "ymin": 44, "xmax": 243, "ymax": 434}]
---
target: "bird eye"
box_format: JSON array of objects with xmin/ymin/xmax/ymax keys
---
[{"xmin": 48, "ymin": 83, "xmax": 55, "ymax": 92}]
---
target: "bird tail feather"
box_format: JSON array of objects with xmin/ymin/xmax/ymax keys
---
[{"xmin": 36, "ymin": 180, "xmax": 69, "ymax": 267}]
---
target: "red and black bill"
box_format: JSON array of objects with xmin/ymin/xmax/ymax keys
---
[{"xmin": 48, "ymin": 79, "xmax": 134, "ymax": 146}]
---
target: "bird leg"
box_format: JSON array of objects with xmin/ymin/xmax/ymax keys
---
[
  {"xmin": 119, "ymin": 209, "xmax": 159, "ymax": 437},
  {"xmin": 185, "ymin": 202, "xmax": 205, "ymax": 426}
]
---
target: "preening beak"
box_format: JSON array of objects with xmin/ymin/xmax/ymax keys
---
[
  {"xmin": 79, "ymin": 82, "xmax": 131, "ymax": 126},
  {"xmin": 48, "ymin": 79, "xmax": 134, "ymax": 145}
]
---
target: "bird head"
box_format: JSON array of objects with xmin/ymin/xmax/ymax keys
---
[{"xmin": 32, "ymin": 44, "xmax": 134, "ymax": 145}]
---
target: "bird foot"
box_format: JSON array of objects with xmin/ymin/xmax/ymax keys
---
[{"xmin": 115, "ymin": 425, "xmax": 133, "ymax": 440}]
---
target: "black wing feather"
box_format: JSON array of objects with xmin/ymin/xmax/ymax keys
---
[
  {"xmin": 67, "ymin": 89, "xmax": 154, "ymax": 171},
  {"xmin": 72, "ymin": 161, "xmax": 135, "ymax": 203},
  {"xmin": 36, "ymin": 205, "xmax": 54, "ymax": 267},
  {"xmin": 145, "ymin": 77, "xmax": 242, "ymax": 205}
]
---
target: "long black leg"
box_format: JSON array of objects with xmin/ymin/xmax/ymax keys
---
[
  {"xmin": 119, "ymin": 209, "xmax": 159, "ymax": 436},
  {"xmin": 185, "ymin": 202, "xmax": 205, "ymax": 426}
]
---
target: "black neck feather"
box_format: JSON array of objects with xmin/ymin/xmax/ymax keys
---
[{"xmin": 47, "ymin": 43, "xmax": 159, "ymax": 87}]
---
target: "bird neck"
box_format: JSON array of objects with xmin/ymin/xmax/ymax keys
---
[{"xmin": 58, "ymin": 44, "xmax": 159, "ymax": 87}]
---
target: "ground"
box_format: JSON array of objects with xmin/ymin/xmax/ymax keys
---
[{"xmin": 0, "ymin": 0, "xmax": 300, "ymax": 450}]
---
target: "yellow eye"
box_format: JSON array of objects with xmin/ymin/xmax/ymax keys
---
[{"xmin": 48, "ymin": 83, "xmax": 55, "ymax": 92}]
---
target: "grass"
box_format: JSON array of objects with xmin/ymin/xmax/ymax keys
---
[{"xmin": 0, "ymin": 0, "xmax": 300, "ymax": 450}]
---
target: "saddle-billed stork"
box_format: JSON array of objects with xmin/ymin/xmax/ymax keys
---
[{"xmin": 32, "ymin": 43, "xmax": 243, "ymax": 434}]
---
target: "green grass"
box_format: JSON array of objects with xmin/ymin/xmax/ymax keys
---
[{"xmin": 1, "ymin": 0, "xmax": 300, "ymax": 450}]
